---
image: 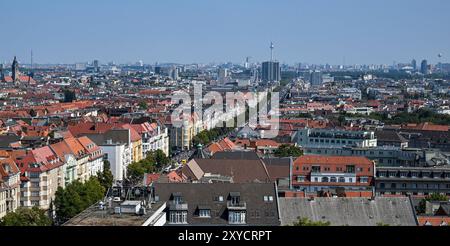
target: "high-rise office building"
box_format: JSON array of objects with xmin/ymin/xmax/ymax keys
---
[
  {"xmin": 411, "ymin": 59, "xmax": 417, "ymax": 71},
  {"xmin": 0, "ymin": 63, "xmax": 4, "ymax": 80},
  {"xmin": 217, "ymin": 68, "xmax": 230, "ymax": 85},
  {"xmin": 93, "ymin": 60, "xmax": 100, "ymax": 72},
  {"xmin": 154, "ymin": 66, "xmax": 162, "ymax": 75},
  {"xmin": 310, "ymin": 70, "xmax": 323, "ymax": 86},
  {"xmin": 421, "ymin": 59, "xmax": 428, "ymax": 74},
  {"xmin": 261, "ymin": 42, "xmax": 281, "ymax": 83},
  {"xmin": 261, "ymin": 61, "xmax": 281, "ymax": 83},
  {"xmin": 171, "ymin": 67, "xmax": 179, "ymax": 81}
]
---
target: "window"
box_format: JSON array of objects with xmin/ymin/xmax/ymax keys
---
[
  {"xmin": 268, "ymin": 196, "xmax": 274, "ymax": 202},
  {"xmin": 312, "ymin": 166, "xmax": 321, "ymax": 173},
  {"xmin": 29, "ymin": 172, "xmax": 40, "ymax": 178},
  {"xmin": 199, "ymin": 209, "xmax": 211, "ymax": 218},
  {"xmin": 330, "ymin": 177, "xmax": 337, "ymax": 183},
  {"xmin": 360, "ymin": 177, "xmax": 369, "ymax": 183},
  {"xmin": 346, "ymin": 165, "xmax": 355, "ymax": 173},
  {"xmin": 229, "ymin": 211, "xmax": 246, "ymax": 224},
  {"xmin": 169, "ymin": 211, "xmax": 187, "ymax": 224},
  {"xmin": 321, "ymin": 177, "xmax": 329, "ymax": 183},
  {"xmin": 339, "ymin": 177, "xmax": 345, "ymax": 183},
  {"xmin": 264, "ymin": 196, "xmax": 268, "ymax": 202},
  {"xmin": 402, "ymin": 183, "xmax": 407, "ymax": 188},
  {"xmin": 348, "ymin": 178, "xmax": 353, "ymax": 183},
  {"xmin": 296, "ymin": 176, "xmax": 305, "ymax": 182},
  {"xmin": 380, "ymin": 183, "xmax": 385, "ymax": 188},
  {"xmin": 174, "ymin": 196, "xmax": 183, "ymax": 204},
  {"xmin": 231, "ymin": 195, "xmax": 240, "ymax": 205}
]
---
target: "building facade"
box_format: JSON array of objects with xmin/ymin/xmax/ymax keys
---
[
  {"xmin": 261, "ymin": 61, "xmax": 281, "ymax": 83},
  {"xmin": 0, "ymin": 158, "xmax": 21, "ymax": 218},
  {"xmin": 375, "ymin": 166, "xmax": 450, "ymax": 196},
  {"xmin": 292, "ymin": 155, "xmax": 375, "ymax": 195},
  {"xmin": 296, "ymin": 128, "xmax": 377, "ymax": 148}
]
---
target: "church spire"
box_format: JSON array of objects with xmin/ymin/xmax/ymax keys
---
[{"xmin": 12, "ymin": 56, "xmax": 20, "ymax": 83}]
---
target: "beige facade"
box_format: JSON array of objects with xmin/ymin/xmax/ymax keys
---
[{"xmin": 0, "ymin": 158, "xmax": 21, "ymax": 218}]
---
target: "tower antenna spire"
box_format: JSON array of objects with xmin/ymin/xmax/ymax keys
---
[
  {"xmin": 270, "ymin": 42, "xmax": 275, "ymax": 61},
  {"xmin": 31, "ymin": 49, "xmax": 33, "ymax": 70}
]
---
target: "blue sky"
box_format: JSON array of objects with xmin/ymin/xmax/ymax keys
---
[{"xmin": 1, "ymin": 0, "xmax": 449, "ymax": 65}]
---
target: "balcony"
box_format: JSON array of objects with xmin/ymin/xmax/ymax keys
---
[{"xmin": 227, "ymin": 201, "xmax": 247, "ymax": 210}]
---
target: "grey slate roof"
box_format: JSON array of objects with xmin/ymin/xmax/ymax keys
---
[
  {"xmin": 0, "ymin": 135, "xmax": 21, "ymax": 148},
  {"xmin": 153, "ymin": 182, "xmax": 280, "ymax": 226},
  {"xmin": 183, "ymin": 158, "xmax": 271, "ymax": 183},
  {"xmin": 212, "ymin": 151, "xmax": 261, "ymax": 160},
  {"xmin": 279, "ymin": 197, "xmax": 418, "ymax": 226},
  {"xmin": 85, "ymin": 129, "xmax": 130, "ymax": 146}
]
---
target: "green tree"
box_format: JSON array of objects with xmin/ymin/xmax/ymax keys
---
[
  {"xmin": 417, "ymin": 193, "xmax": 449, "ymax": 214},
  {"xmin": 127, "ymin": 162, "xmax": 147, "ymax": 185},
  {"xmin": 153, "ymin": 149, "xmax": 170, "ymax": 168},
  {"xmin": 274, "ymin": 144, "xmax": 303, "ymax": 157},
  {"xmin": 138, "ymin": 101, "xmax": 148, "ymax": 110},
  {"xmin": 126, "ymin": 150, "xmax": 170, "ymax": 185},
  {"xmin": 29, "ymin": 108, "xmax": 37, "ymax": 117},
  {"xmin": 97, "ymin": 160, "xmax": 114, "ymax": 192},
  {"xmin": 63, "ymin": 89, "xmax": 77, "ymax": 103},
  {"xmin": 292, "ymin": 217, "xmax": 330, "ymax": 226},
  {"xmin": 0, "ymin": 207, "xmax": 52, "ymax": 226},
  {"xmin": 54, "ymin": 177, "xmax": 105, "ymax": 223}
]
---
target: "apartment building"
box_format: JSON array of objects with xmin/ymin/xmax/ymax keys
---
[
  {"xmin": 130, "ymin": 122, "xmax": 169, "ymax": 157},
  {"xmin": 167, "ymin": 117, "xmax": 195, "ymax": 151},
  {"xmin": 86, "ymin": 129, "xmax": 132, "ymax": 182},
  {"xmin": 0, "ymin": 158, "xmax": 21, "ymax": 218},
  {"xmin": 292, "ymin": 155, "xmax": 375, "ymax": 196},
  {"xmin": 152, "ymin": 183, "xmax": 280, "ymax": 226},
  {"xmin": 375, "ymin": 166, "xmax": 450, "ymax": 196},
  {"xmin": 296, "ymin": 128, "xmax": 377, "ymax": 148},
  {"xmin": 77, "ymin": 136, "xmax": 104, "ymax": 176},
  {"xmin": 15, "ymin": 147, "xmax": 65, "ymax": 209}
]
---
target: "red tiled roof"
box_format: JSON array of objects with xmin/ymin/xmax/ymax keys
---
[
  {"xmin": 145, "ymin": 173, "xmax": 161, "ymax": 185},
  {"xmin": 417, "ymin": 216, "xmax": 450, "ymax": 226}
]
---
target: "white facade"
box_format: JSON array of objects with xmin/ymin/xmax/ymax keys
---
[
  {"xmin": 296, "ymin": 128, "xmax": 377, "ymax": 148},
  {"xmin": 142, "ymin": 126, "xmax": 169, "ymax": 157},
  {"xmin": 101, "ymin": 144, "xmax": 131, "ymax": 182}
]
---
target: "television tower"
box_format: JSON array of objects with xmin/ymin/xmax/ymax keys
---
[{"xmin": 270, "ymin": 42, "xmax": 275, "ymax": 61}]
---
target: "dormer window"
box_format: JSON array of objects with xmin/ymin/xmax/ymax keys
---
[
  {"xmin": 230, "ymin": 192, "xmax": 240, "ymax": 205},
  {"xmin": 172, "ymin": 192, "xmax": 183, "ymax": 204},
  {"xmin": 198, "ymin": 209, "xmax": 211, "ymax": 218}
]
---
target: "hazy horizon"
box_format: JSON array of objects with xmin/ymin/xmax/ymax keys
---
[{"xmin": 1, "ymin": 0, "xmax": 449, "ymax": 65}]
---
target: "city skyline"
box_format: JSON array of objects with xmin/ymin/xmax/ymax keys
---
[{"xmin": 1, "ymin": 0, "xmax": 450, "ymax": 65}]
